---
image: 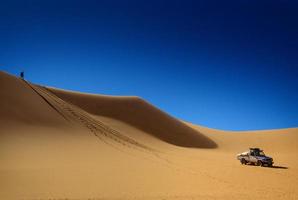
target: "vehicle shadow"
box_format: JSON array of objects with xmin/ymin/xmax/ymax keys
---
[
  {"xmin": 268, "ymin": 165, "xmax": 288, "ymax": 169},
  {"xmin": 244, "ymin": 163, "xmax": 288, "ymax": 169}
]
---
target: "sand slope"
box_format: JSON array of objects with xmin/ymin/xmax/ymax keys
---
[
  {"xmin": 49, "ymin": 87, "xmax": 217, "ymax": 148},
  {"xmin": 0, "ymin": 71, "xmax": 67, "ymax": 128},
  {"xmin": 1, "ymin": 71, "xmax": 298, "ymax": 200}
]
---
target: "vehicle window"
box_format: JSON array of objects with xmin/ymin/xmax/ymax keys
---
[
  {"xmin": 254, "ymin": 151, "xmax": 265, "ymax": 156},
  {"xmin": 259, "ymin": 151, "xmax": 265, "ymax": 156}
]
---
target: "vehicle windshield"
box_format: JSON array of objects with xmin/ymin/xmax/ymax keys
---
[{"xmin": 255, "ymin": 151, "xmax": 265, "ymax": 156}]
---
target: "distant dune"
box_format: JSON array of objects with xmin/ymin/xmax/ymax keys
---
[{"xmin": 1, "ymin": 71, "xmax": 297, "ymax": 200}]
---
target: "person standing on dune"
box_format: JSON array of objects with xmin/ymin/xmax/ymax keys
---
[{"xmin": 20, "ymin": 71, "xmax": 24, "ymax": 79}]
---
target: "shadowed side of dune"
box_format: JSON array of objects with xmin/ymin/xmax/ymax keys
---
[{"xmin": 49, "ymin": 88, "xmax": 217, "ymax": 148}]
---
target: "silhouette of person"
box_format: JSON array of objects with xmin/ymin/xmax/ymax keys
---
[{"xmin": 20, "ymin": 71, "xmax": 24, "ymax": 79}]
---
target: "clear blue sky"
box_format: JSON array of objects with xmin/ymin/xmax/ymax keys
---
[{"xmin": 1, "ymin": 0, "xmax": 298, "ymax": 130}]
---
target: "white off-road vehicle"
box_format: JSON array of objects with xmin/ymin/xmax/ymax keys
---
[{"xmin": 237, "ymin": 148, "xmax": 273, "ymax": 167}]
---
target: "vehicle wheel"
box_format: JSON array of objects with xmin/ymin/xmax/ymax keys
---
[
  {"xmin": 240, "ymin": 158, "xmax": 247, "ymax": 165},
  {"xmin": 257, "ymin": 160, "xmax": 262, "ymax": 166}
]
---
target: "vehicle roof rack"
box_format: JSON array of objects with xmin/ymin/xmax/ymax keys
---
[{"xmin": 249, "ymin": 148, "xmax": 262, "ymax": 151}]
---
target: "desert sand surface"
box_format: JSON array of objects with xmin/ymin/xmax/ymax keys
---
[{"xmin": 1, "ymin": 71, "xmax": 298, "ymax": 200}]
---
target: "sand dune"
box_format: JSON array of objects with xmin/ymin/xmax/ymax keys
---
[
  {"xmin": 49, "ymin": 87, "xmax": 217, "ymax": 148},
  {"xmin": 1, "ymin": 71, "xmax": 298, "ymax": 200}
]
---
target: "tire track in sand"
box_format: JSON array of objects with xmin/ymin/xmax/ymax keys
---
[{"xmin": 22, "ymin": 79, "xmax": 156, "ymax": 154}]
